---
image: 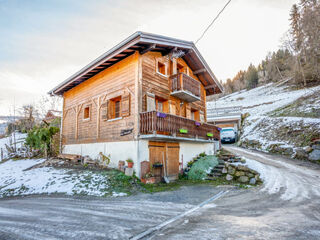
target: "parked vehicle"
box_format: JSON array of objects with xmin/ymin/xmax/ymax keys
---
[{"xmin": 220, "ymin": 127, "xmax": 237, "ymax": 143}]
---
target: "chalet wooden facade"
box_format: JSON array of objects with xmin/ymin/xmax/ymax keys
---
[{"xmin": 50, "ymin": 32, "xmax": 223, "ymax": 179}]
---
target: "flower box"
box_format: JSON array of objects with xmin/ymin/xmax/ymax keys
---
[
  {"xmin": 207, "ymin": 133, "xmax": 213, "ymax": 137},
  {"xmin": 153, "ymin": 163, "xmax": 163, "ymax": 168},
  {"xmin": 157, "ymin": 112, "xmax": 167, "ymax": 118},
  {"xmin": 179, "ymin": 128, "xmax": 188, "ymax": 134}
]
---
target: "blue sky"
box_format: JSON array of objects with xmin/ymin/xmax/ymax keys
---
[{"xmin": 0, "ymin": 0, "xmax": 296, "ymax": 115}]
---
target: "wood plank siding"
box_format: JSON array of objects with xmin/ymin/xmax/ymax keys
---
[
  {"xmin": 62, "ymin": 52, "xmax": 139, "ymax": 145},
  {"xmin": 141, "ymin": 52, "xmax": 207, "ymax": 121},
  {"xmin": 61, "ymin": 50, "xmax": 214, "ymax": 145}
]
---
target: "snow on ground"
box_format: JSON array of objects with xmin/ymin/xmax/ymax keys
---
[
  {"xmin": 208, "ymin": 84, "xmax": 320, "ymax": 152},
  {"xmin": 232, "ymin": 154, "xmax": 320, "ymax": 202},
  {"xmin": 0, "ymin": 158, "xmax": 126, "ymax": 198},
  {"xmin": 0, "ymin": 132, "xmax": 27, "ymax": 160},
  {"xmin": 208, "ymin": 83, "xmax": 320, "ymax": 117}
]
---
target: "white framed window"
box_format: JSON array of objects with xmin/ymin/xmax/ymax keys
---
[{"xmin": 156, "ymin": 60, "xmax": 167, "ymax": 76}]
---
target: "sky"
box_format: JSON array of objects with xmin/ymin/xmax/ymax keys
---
[{"xmin": 0, "ymin": 0, "xmax": 297, "ymax": 116}]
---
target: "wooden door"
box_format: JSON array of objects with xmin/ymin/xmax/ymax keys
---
[
  {"xmin": 166, "ymin": 143, "xmax": 180, "ymax": 179},
  {"xmin": 149, "ymin": 142, "xmax": 166, "ymax": 181},
  {"xmin": 148, "ymin": 141, "xmax": 180, "ymax": 180}
]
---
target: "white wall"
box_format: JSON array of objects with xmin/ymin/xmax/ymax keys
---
[
  {"xmin": 63, "ymin": 141, "xmax": 140, "ymax": 175},
  {"xmin": 63, "ymin": 139, "xmax": 220, "ymax": 177},
  {"xmin": 179, "ymin": 142, "xmax": 217, "ymax": 169}
]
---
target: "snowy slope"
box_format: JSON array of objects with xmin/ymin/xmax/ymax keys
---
[{"xmin": 208, "ymin": 83, "xmax": 320, "ymax": 155}]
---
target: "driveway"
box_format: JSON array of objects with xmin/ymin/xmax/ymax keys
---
[
  {"xmin": 1, "ymin": 147, "xmax": 320, "ymax": 239},
  {"xmin": 149, "ymin": 146, "xmax": 320, "ymax": 239}
]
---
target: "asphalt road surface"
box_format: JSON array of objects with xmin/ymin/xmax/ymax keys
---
[{"xmin": 1, "ymin": 147, "xmax": 320, "ymax": 239}]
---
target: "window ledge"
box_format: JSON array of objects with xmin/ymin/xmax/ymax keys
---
[
  {"xmin": 156, "ymin": 72, "xmax": 168, "ymax": 78},
  {"xmin": 107, "ymin": 117, "xmax": 123, "ymax": 122},
  {"xmin": 83, "ymin": 118, "xmax": 90, "ymax": 122}
]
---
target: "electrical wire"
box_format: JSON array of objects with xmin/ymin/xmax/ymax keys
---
[{"xmin": 195, "ymin": 0, "xmax": 232, "ymax": 44}]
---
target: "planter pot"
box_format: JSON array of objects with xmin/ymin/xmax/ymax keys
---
[
  {"xmin": 145, "ymin": 177, "xmax": 156, "ymax": 184},
  {"xmin": 141, "ymin": 178, "xmax": 147, "ymax": 184},
  {"xmin": 141, "ymin": 177, "xmax": 155, "ymax": 184},
  {"xmin": 127, "ymin": 162, "xmax": 134, "ymax": 168}
]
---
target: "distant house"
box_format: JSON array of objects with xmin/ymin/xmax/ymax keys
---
[
  {"xmin": 43, "ymin": 110, "xmax": 62, "ymax": 125},
  {"xmin": 49, "ymin": 32, "xmax": 223, "ymax": 179}
]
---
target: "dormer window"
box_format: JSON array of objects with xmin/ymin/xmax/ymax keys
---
[{"xmin": 157, "ymin": 61, "xmax": 167, "ymax": 76}]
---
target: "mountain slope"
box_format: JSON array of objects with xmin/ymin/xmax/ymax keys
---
[{"xmin": 208, "ymin": 83, "xmax": 320, "ymax": 160}]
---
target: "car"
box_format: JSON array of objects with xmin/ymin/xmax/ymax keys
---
[{"xmin": 220, "ymin": 127, "xmax": 237, "ymax": 143}]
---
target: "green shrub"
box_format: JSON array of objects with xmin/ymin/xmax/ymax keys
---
[
  {"xmin": 187, "ymin": 155, "xmax": 218, "ymax": 180},
  {"xmin": 25, "ymin": 126, "xmax": 60, "ymax": 158}
]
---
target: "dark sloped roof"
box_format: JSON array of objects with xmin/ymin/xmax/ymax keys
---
[{"xmin": 49, "ymin": 31, "xmax": 223, "ymax": 96}]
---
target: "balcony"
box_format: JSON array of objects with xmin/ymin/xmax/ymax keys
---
[
  {"xmin": 169, "ymin": 73, "xmax": 201, "ymax": 102},
  {"xmin": 140, "ymin": 111, "xmax": 220, "ymax": 142}
]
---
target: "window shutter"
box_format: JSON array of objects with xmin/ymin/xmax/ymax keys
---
[
  {"xmin": 186, "ymin": 104, "xmax": 191, "ymax": 119},
  {"xmin": 101, "ymin": 101, "xmax": 108, "ymax": 120},
  {"xmin": 107, "ymin": 100, "xmax": 113, "ymax": 119},
  {"xmin": 200, "ymin": 111, "xmax": 205, "ymax": 122},
  {"xmin": 146, "ymin": 93, "xmax": 156, "ymax": 111},
  {"xmin": 121, "ymin": 94, "xmax": 130, "ymax": 117}
]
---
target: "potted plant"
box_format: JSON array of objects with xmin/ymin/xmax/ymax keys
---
[
  {"xmin": 126, "ymin": 158, "xmax": 134, "ymax": 168},
  {"xmin": 141, "ymin": 172, "xmax": 155, "ymax": 184}
]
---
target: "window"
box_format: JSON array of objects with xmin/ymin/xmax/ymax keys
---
[
  {"xmin": 115, "ymin": 99, "xmax": 121, "ymax": 118},
  {"xmin": 157, "ymin": 61, "xmax": 167, "ymax": 76},
  {"xmin": 191, "ymin": 109, "xmax": 200, "ymax": 121},
  {"xmin": 83, "ymin": 106, "xmax": 90, "ymax": 120},
  {"xmin": 156, "ymin": 97, "xmax": 168, "ymax": 113},
  {"xmin": 177, "ymin": 63, "xmax": 184, "ymax": 73},
  {"xmin": 109, "ymin": 96, "xmax": 121, "ymax": 119}
]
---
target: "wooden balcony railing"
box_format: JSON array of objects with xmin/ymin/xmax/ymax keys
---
[
  {"xmin": 140, "ymin": 111, "xmax": 220, "ymax": 141},
  {"xmin": 170, "ymin": 73, "xmax": 201, "ymax": 100}
]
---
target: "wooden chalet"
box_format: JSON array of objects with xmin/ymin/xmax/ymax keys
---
[{"xmin": 50, "ymin": 32, "xmax": 223, "ymax": 179}]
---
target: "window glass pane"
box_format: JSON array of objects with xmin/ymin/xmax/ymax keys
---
[
  {"xmin": 158, "ymin": 62, "xmax": 166, "ymax": 75},
  {"xmin": 157, "ymin": 101, "xmax": 163, "ymax": 112},
  {"xmin": 115, "ymin": 101, "xmax": 120, "ymax": 118},
  {"xmin": 84, "ymin": 107, "xmax": 90, "ymax": 119}
]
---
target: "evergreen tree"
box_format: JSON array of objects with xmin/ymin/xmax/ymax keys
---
[{"xmin": 245, "ymin": 64, "xmax": 259, "ymax": 89}]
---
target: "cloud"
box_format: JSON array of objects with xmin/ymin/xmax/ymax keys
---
[{"xmin": 0, "ymin": 0, "xmax": 297, "ymax": 115}]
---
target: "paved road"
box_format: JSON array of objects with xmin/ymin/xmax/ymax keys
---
[
  {"xmin": 0, "ymin": 186, "xmax": 225, "ymax": 240},
  {"xmin": 1, "ymin": 147, "xmax": 320, "ymax": 239},
  {"xmin": 149, "ymin": 146, "xmax": 320, "ymax": 240}
]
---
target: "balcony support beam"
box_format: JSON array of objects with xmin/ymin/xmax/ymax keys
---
[{"xmin": 193, "ymin": 68, "xmax": 206, "ymax": 75}]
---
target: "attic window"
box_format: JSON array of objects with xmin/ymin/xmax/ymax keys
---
[
  {"xmin": 83, "ymin": 106, "xmax": 90, "ymax": 120},
  {"xmin": 157, "ymin": 61, "xmax": 167, "ymax": 76}
]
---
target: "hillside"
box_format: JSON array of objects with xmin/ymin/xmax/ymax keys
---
[{"xmin": 208, "ymin": 83, "xmax": 320, "ymax": 161}]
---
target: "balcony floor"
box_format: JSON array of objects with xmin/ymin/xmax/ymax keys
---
[
  {"xmin": 171, "ymin": 90, "xmax": 201, "ymax": 103},
  {"xmin": 139, "ymin": 133, "xmax": 216, "ymax": 143}
]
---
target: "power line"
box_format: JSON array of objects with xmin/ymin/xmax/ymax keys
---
[{"xmin": 195, "ymin": 0, "xmax": 232, "ymax": 44}]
